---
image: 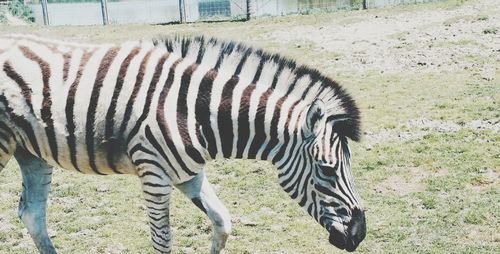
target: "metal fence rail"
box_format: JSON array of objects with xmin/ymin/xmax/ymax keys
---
[{"xmin": 25, "ymin": 0, "xmax": 443, "ymax": 26}]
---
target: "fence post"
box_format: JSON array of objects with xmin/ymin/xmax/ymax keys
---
[
  {"xmin": 178, "ymin": 0, "xmax": 186, "ymax": 23},
  {"xmin": 40, "ymin": 0, "xmax": 49, "ymax": 25},
  {"xmin": 100, "ymin": 0, "xmax": 109, "ymax": 25},
  {"xmin": 246, "ymin": 0, "xmax": 251, "ymax": 20}
]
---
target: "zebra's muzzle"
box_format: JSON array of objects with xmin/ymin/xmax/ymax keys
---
[{"xmin": 328, "ymin": 208, "xmax": 366, "ymax": 252}]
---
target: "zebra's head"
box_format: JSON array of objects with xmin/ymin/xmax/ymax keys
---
[{"xmin": 276, "ymin": 96, "xmax": 365, "ymax": 252}]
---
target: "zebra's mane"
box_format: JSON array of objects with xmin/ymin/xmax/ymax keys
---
[{"xmin": 153, "ymin": 36, "xmax": 361, "ymax": 141}]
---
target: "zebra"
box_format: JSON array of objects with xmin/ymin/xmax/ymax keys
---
[{"xmin": 0, "ymin": 34, "xmax": 366, "ymax": 253}]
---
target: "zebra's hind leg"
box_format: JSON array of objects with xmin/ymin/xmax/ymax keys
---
[
  {"xmin": 139, "ymin": 167, "xmax": 173, "ymax": 253},
  {"xmin": 14, "ymin": 148, "xmax": 56, "ymax": 254},
  {"xmin": 176, "ymin": 171, "xmax": 231, "ymax": 254}
]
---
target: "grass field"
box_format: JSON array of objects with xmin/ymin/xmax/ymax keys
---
[{"xmin": 0, "ymin": 0, "xmax": 499, "ymax": 253}]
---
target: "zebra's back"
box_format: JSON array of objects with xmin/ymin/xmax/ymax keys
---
[
  {"xmin": 0, "ymin": 35, "xmax": 187, "ymax": 176},
  {"xmin": 0, "ymin": 34, "xmax": 240, "ymax": 180}
]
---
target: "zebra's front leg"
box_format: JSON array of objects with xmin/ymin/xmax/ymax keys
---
[
  {"xmin": 139, "ymin": 169, "xmax": 173, "ymax": 253},
  {"xmin": 176, "ymin": 171, "xmax": 231, "ymax": 254},
  {"xmin": 14, "ymin": 149, "xmax": 56, "ymax": 254}
]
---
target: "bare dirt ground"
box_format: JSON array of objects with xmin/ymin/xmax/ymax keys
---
[
  {"xmin": 364, "ymin": 118, "xmax": 499, "ymax": 148},
  {"xmin": 270, "ymin": 0, "xmax": 499, "ymax": 75}
]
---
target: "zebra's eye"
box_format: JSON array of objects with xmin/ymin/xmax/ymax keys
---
[{"xmin": 319, "ymin": 164, "xmax": 337, "ymax": 177}]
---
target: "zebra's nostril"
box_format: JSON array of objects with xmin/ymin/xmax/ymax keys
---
[{"xmin": 328, "ymin": 228, "xmax": 346, "ymax": 250}]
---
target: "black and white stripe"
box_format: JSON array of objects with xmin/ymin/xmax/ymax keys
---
[{"xmin": 0, "ymin": 34, "xmax": 365, "ymax": 253}]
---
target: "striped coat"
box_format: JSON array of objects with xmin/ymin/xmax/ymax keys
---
[{"xmin": 0, "ymin": 34, "xmax": 365, "ymax": 253}]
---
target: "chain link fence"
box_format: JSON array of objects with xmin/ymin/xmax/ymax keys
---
[{"xmin": 25, "ymin": 0, "xmax": 443, "ymax": 26}]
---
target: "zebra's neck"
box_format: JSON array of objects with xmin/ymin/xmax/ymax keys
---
[
  {"xmin": 150, "ymin": 37, "xmax": 351, "ymax": 167},
  {"xmin": 189, "ymin": 51, "xmax": 318, "ymax": 165}
]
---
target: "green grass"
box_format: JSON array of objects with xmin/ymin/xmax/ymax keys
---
[{"xmin": 1, "ymin": 0, "xmax": 499, "ymax": 253}]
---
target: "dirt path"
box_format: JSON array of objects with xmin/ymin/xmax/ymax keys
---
[{"xmin": 269, "ymin": 0, "xmax": 499, "ymax": 75}]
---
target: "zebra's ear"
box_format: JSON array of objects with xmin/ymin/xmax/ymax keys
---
[{"xmin": 304, "ymin": 99, "xmax": 325, "ymax": 138}]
